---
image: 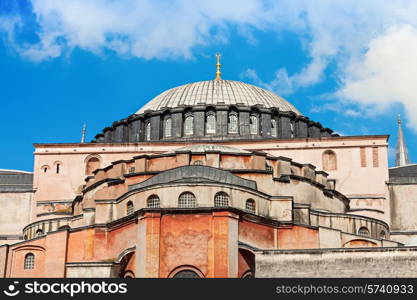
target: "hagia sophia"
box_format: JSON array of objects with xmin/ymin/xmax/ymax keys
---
[{"xmin": 1, "ymin": 56, "xmax": 417, "ymax": 278}]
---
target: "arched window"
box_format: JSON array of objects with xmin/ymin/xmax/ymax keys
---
[
  {"xmin": 380, "ymin": 230, "xmax": 386, "ymax": 239},
  {"xmin": 206, "ymin": 113, "xmax": 216, "ymax": 134},
  {"xmin": 214, "ymin": 192, "xmax": 230, "ymax": 207},
  {"xmin": 290, "ymin": 122, "xmax": 294, "ymax": 138},
  {"xmin": 245, "ymin": 199, "xmax": 256, "ymax": 213},
  {"xmin": 271, "ymin": 119, "xmax": 277, "ymax": 137},
  {"xmin": 24, "ymin": 253, "xmax": 35, "ymax": 269},
  {"xmin": 126, "ymin": 201, "xmax": 134, "ymax": 215},
  {"xmin": 85, "ymin": 157, "xmax": 100, "ymax": 175},
  {"xmin": 56, "ymin": 163, "xmax": 61, "ymax": 174},
  {"xmin": 147, "ymin": 195, "xmax": 160, "ymax": 208},
  {"xmin": 358, "ymin": 227, "xmax": 370, "ymax": 237},
  {"xmin": 184, "ymin": 116, "xmax": 194, "ymax": 135},
  {"xmin": 266, "ymin": 164, "xmax": 273, "ymax": 172},
  {"xmin": 193, "ymin": 160, "xmax": 203, "ymax": 166},
  {"xmin": 179, "ymin": 192, "xmax": 196, "ymax": 208},
  {"xmin": 242, "ymin": 271, "xmax": 253, "ymax": 278},
  {"xmin": 249, "ymin": 115, "xmax": 258, "ymax": 135},
  {"xmin": 164, "ymin": 118, "xmax": 172, "ymax": 138},
  {"xmin": 228, "ymin": 113, "xmax": 238, "ymax": 134},
  {"xmin": 173, "ymin": 270, "xmax": 201, "ymax": 278},
  {"xmin": 145, "ymin": 122, "xmax": 151, "ymax": 141},
  {"xmin": 35, "ymin": 229, "xmax": 44, "ymax": 237},
  {"xmin": 322, "ymin": 150, "xmax": 337, "ymax": 171}
]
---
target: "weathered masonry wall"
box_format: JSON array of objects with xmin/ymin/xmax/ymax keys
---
[{"xmin": 255, "ymin": 247, "xmax": 417, "ymax": 277}]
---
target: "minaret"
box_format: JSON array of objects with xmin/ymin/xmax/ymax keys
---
[
  {"xmin": 395, "ymin": 115, "xmax": 410, "ymax": 166},
  {"xmin": 215, "ymin": 53, "xmax": 221, "ymax": 80},
  {"xmin": 81, "ymin": 124, "xmax": 86, "ymax": 143}
]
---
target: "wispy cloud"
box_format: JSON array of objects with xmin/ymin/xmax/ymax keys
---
[
  {"xmin": 2, "ymin": 1, "xmax": 417, "ymax": 130},
  {"xmin": 1, "ymin": 0, "xmax": 271, "ymax": 61}
]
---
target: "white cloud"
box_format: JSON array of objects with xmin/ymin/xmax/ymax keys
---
[
  {"xmin": 2, "ymin": 0, "xmax": 270, "ymax": 61},
  {"xmin": 3, "ymin": 1, "xmax": 417, "ymax": 130},
  {"xmin": 337, "ymin": 25, "xmax": 417, "ymax": 129}
]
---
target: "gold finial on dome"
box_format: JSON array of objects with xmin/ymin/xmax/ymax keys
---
[
  {"xmin": 215, "ymin": 53, "xmax": 221, "ymax": 80},
  {"xmin": 398, "ymin": 114, "xmax": 402, "ymax": 124}
]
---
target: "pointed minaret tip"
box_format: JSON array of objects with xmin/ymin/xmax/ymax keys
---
[
  {"xmin": 81, "ymin": 124, "xmax": 86, "ymax": 143},
  {"xmin": 395, "ymin": 114, "xmax": 410, "ymax": 167},
  {"xmin": 215, "ymin": 53, "xmax": 221, "ymax": 81}
]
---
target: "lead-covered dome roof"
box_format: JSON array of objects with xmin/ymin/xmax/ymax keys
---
[{"xmin": 137, "ymin": 80, "xmax": 301, "ymax": 115}]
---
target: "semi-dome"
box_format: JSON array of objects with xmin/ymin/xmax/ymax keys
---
[{"xmin": 137, "ymin": 80, "xmax": 301, "ymax": 115}]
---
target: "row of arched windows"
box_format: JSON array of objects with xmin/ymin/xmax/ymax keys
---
[
  {"xmin": 125, "ymin": 192, "xmax": 257, "ymax": 214},
  {"xmin": 357, "ymin": 226, "xmax": 386, "ymax": 239},
  {"xmin": 41, "ymin": 161, "xmax": 62, "ymax": 174},
  {"xmin": 144, "ymin": 112, "xmax": 280, "ymax": 141}
]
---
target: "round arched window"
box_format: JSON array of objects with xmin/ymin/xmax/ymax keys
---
[
  {"xmin": 147, "ymin": 195, "xmax": 160, "ymax": 208},
  {"xmin": 228, "ymin": 113, "xmax": 238, "ymax": 134},
  {"xmin": 358, "ymin": 227, "xmax": 370, "ymax": 237},
  {"xmin": 85, "ymin": 157, "xmax": 100, "ymax": 175},
  {"xmin": 380, "ymin": 230, "xmax": 386, "ymax": 239},
  {"xmin": 179, "ymin": 192, "xmax": 196, "ymax": 208},
  {"xmin": 24, "ymin": 253, "xmax": 35, "ymax": 269},
  {"xmin": 173, "ymin": 270, "xmax": 200, "ymax": 278},
  {"xmin": 245, "ymin": 199, "xmax": 256, "ymax": 214},
  {"xmin": 126, "ymin": 201, "xmax": 134, "ymax": 215},
  {"xmin": 214, "ymin": 192, "xmax": 230, "ymax": 207},
  {"xmin": 164, "ymin": 118, "xmax": 172, "ymax": 138},
  {"xmin": 145, "ymin": 122, "xmax": 151, "ymax": 141},
  {"xmin": 206, "ymin": 113, "xmax": 216, "ymax": 134},
  {"xmin": 249, "ymin": 115, "xmax": 258, "ymax": 135},
  {"xmin": 271, "ymin": 119, "xmax": 277, "ymax": 137},
  {"xmin": 184, "ymin": 116, "xmax": 194, "ymax": 136}
]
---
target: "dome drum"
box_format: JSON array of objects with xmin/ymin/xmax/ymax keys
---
[{"xmin": 93, "ymin": 104, "xmax": 336, "ymax": 143}]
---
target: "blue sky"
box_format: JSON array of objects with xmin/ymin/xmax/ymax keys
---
[{"xmin": 1, "ymin": 0, "xmax": 417, "ymax": 171}]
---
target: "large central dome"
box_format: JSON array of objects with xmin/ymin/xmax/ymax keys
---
[{"xmin": 137, "ymin": 80, "xmax": 301, "ymax": 115}]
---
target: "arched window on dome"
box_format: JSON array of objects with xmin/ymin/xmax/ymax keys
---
[
  {"xmin": 193, "ymin": 160, "xmax": 203, "ymax": 166},
  {"xmin": 145, "ymin": 122, "xmax": 151, "ymax": 141},
  {"xmin": 271, "ymin": 119, "xmax": 277, "ymax": 137},
  {"xmin": 358, "ymin": 227, "xmax": 370, "ymax": 237},
  {"xmin": 228, "ymin": 112, "xmax": 238, "ymax": 134},
  {"xmin": 164, "ymin": 118, "xmax": 172, "ymax": 138},
  {"xmin": 179, "ymin": 192, "xmax": 196, "ymax": 208},
  {"xmin": 147, "ymin": 195, "xmax": 160, "ymax": 208},
  {"xmin": 380, "ymin": 230, "xmax": 386, "ymax": 239},
  {"xmin": 184, "ymin": 116, "xmax": 194, "ymax": 136},
  {"xmin": 249, "ymin": 115, "xmax": 258, "ymax": 135},
  {"xmin": 206, "ymin": 112, "xmax": 216, "ymax": 135},
  {"xmin": 126, "ymin": 201, "xmax": 134, "ymax": 215},
  {"xmin": 322, "ymin": 150, "xmax": 337, "ymax": 171},
  {"xmin": 245, "ymin": 199, "xmax": 256, "ymax": 214},
  {"xmin": 24, "ymin": 253, "xmax": 35, "ymax": 270},
  {"xmin": 214, "ymin": 192, "xmax": 230, "ymax": 207},
  {"xmin": 290, "ymin": 122, "xmax": 295, "ymax": 138}
]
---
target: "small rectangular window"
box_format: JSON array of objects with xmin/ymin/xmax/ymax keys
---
[
  {"xmin": 372, "ymin": 147, "xmax": 379, "ymax": 168},
  {"xmin": 360, "ymin": 147, "xmax": 367, "ymax": 167}
]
